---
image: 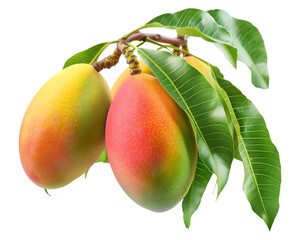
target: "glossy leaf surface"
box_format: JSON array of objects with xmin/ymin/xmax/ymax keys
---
[
  {"xmin": 145, "ymin": 8, "xmax": 237, "ymax": 67},
  {"xmin": 182, "ymin": 156, "xmax": 212, "ymax": 228},
  {"xmin": 209, "ymin": 10, "xmax": 269, "ymax": 88},
  {"xmin": 138, "ymin": 48, "xmax": 233, "ymax": 195},
  {"xmin": 63, "ymin": 42, "xmax": 110, "ymax": 69},
  {"xmin": 184, "ymin": 59, "xmax": 239, "ymax": 160},
  {"xmin": 218, "ymin": 79, "xmax": 281, "ymax": 229}
]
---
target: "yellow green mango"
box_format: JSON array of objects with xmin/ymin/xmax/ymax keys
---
[{"xmin": 19, "ymin": 64, "xmax": 111, "ymax": 189}]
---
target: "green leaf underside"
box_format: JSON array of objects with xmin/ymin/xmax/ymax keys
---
[
  {"xmin": 145, "ymin": 8, "xmax": 237, "ymax": 66},
  {"xmin": 182, "ymin": 157, "xmax": 212, "ymax": 228},
  {"xmin": 138, "ymin": 48, "xmax": 233, "ymax": 195},
  {"xmin": 214, "ymin": 43, "xmax": 238, "ymax": 68},
  {"xmin": 208, "ymin": 10, "xmax": 269, "ymax": 89},
  {"xmin": 218, "ymin": 79, "xmax": 281, "ymax": 229},
  {"xmin": 63, "ymin": 42, "xmax": 110, "ymax": 69}
]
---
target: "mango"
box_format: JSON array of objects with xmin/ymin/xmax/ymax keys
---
[
  {"xmin": 111, "ymin": 59, "xmax": 154, "ymax": 98},
  {"xmin": 183, "ymin": 56, "xmax": 215, "ymax": 86},
  {"xmin": 19, "ymin": 64, "xmax": 111, "ymax": 189},
  {"xmin": 111, "ymin": 56, "xmax": 213, "ymax": 98},
  {"xmin": 106, "ymin": 73, "xmax": 197, "ymax": 212}
]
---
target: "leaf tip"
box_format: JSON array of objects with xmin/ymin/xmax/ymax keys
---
[
  {"xmin": 252, "ymin": 80, "xmax": 269, "ymax": 89},
  {"xmin": 85, "ymin": 169, "xmax": 89, "ymax": 179},
  {"xmin": 62, "ymin": 62, "xmax": 69, "ymax": 70},
  {"xmin": 183, "ymin": 217, "xmax": 191, "ymax": 229},
  {"xmin": 44, "ymin": 188, "xmax": 50, "ymax": 196},
  {"xmin": 265, "ymin": 214, "xmax": 276, "ymax": 231},
  {"xmin": 216, "ymin": 178, "xmax": 225, "ymax": 199}
]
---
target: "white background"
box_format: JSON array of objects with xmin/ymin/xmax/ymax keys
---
[{"xmin": 1, "ymin": 0, "xmax": 299, "ymax": 239}]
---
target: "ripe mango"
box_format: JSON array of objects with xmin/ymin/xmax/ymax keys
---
[
  {"xmin": 111, "ymin": 59, "xmax": 154, "ymax": 98},
  {"xmin": 106, "ymin": 73, "xmax": 197, "ymax": 212},
  {"xmin": 111, "ymin": 56, "xmax": 212, "ymax": 97},
  {"xmin": 184, "ymin": 56, "xmax": 215, "ymax": 85},
  {"xmin": 19, "ymin": 64, "xmax": 111, "ymax": 189}
]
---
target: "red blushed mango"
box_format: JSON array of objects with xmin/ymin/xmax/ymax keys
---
[
  {"xmin": 19, "ymin": 64, "xmax": 111, "ymax": 189},
  {"xmin": 106, "ymin": 73, "xmax": 197, "ymax": 212}
]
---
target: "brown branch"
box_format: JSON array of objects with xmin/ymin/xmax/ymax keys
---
[
  {"xmin": 126, "ymin": 31, "xmax": 187, "ymax": 47},
  {"xmin": 94, "ymin": 31, "xmax": 189, "ymax": 73},
  {"xmin": 173, "ymin": 34, "xmax": 184, "ymax": 56},
  {"xmin": 182, "ymin": 36, "xmax": 190, "ymax": 57}
]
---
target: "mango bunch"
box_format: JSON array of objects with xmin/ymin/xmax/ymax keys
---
[{"xmin": 19, "ymin": 55, "xmax": 208, "ymax": 211}]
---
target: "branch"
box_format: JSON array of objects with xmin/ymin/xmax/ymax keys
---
[
  {"xmin": 93, "ymin": 31, "xmax": 189, "ymax": 73},
  {"xmin": 126, "ymin": 31, "xmax": 187, "ymax": 47}
]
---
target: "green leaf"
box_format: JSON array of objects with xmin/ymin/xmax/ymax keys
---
[
  {"xmin": 85, "ymin": 148, "xmax": 109, "ymax": 178},
  {"xmin": 210, "ymin": 64, "xmax": 224, "ymax": 79},
  {"xmin": 214, "ymin": 43, "xmax": 239, "ymax": 68},
  {"xmin": 44, "ymin": 188, "xmax": 50, "ymax": 196},
  {"xmin": 63, "ymin": 42, "xmax": 110, "ymax": 69},
  {"xmin": 208, "ymin": 10, "xmax": 269, "ymax": 89},
  {"xmin": 145, "ymin": 8, "xmax": 237, "ymax": 67},
  {"xmin": 218, "ymin": 79, "xmax": 281, "ymax": 229},
  {"xmin": 96, "ymin": 147, "xmax": 109, "ymax": 163},
  {"xmin": 182, "ymin": 157, "xmax": 212, "ymax": 228},
  {"xmin": 211, "ymin": 75, "xmax": 242, "ymax": 161},
  {"xmin": 183, "ymin": 58, "xmax": 240, "ymax": 160},
  {"xmin": 138, "ymin": 48, "xmax": 233, "ymax": 195},
  {"xmin": 84, "ymin": 169, "xmax": 89, "ymax": 179}
]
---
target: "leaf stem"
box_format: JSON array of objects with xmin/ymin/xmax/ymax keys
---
[
  {"xmin": 122, "ymin": 26, "xmax": 146, "ymax": 39},
  {"xmin": 139, "ymin": 38, "xmax": 173, "ymax": 54},
  {"xmin": 140, "ymin": 38, "xmax": 199, "ymax": 60}
]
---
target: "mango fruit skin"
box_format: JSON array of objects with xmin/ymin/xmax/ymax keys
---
[
  {"xmin": 111, "ymin": 56, "xmax": 212, "ymax": 98},
  {"xmin": 184, "ymin": 56, "xmax": 215, "ymax": 85},
  {"xmin": 111, "ymin": 56, "xmax": 213, "ymax": 98},
  {"xmin": 111, "ymin": 59, "xmax": 154, "ymax": 98},
  {"xmin": 19, "ymin": 64, "xmax": 111, "ymax": 189},
  {"xmin": 106, "ymin": 73, "xmax": 197, "ymax": 212}
]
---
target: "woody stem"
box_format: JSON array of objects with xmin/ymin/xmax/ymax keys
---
[{"xmin": 127, "ymin": 32, "xmax": 187, "ymax": 47}]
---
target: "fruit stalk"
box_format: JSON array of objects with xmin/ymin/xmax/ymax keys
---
[
  {"xmin": 93, "ymin": 48, "xmax": 122, "ymax": 72},
  {"xmin": 93, "ymin": 31, "xmax": 190, "ymax": 74},
  {"xmin": 118, "ymin": 38, "xmax": 141, "ymax": 75}
]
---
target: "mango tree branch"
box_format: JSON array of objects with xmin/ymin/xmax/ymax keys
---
[
  {"xmin": 126, "ymin": 31, "xmax": 187, "ymax": 47},
  {"xmin": 93, "ymin": 31, "xmax": 189, "ymax": 73}
]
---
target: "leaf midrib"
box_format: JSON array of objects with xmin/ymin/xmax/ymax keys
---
[
  {"xmin": 239, "ymin": 135, "xmax": 270, "ymax": 227},
  {"xmin": 219, "ymin": 79, "xmax": 270, "ymax": 226}
]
